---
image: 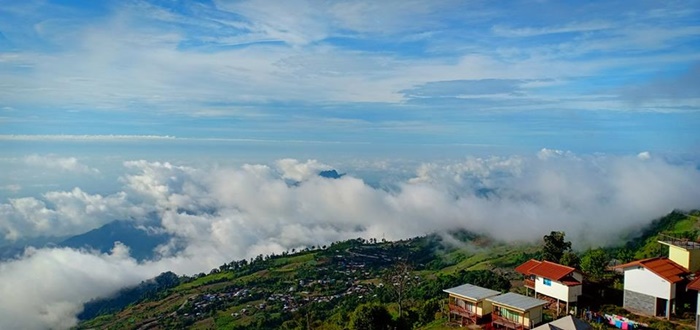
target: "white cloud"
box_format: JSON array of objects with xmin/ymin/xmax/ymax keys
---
[
  {"xmin": 492, "ymin": 20, "xmax": 613, "ymax": 37},
  {"xmin": 24, "ymin": 154, "xmax": 99, "ymax": 174},
  {"xmin": 275, "ymin": 158, "xmax": 331, "ymax": 181},
  {"xmin": 537, "ymin": 148, "xmax": 576, "ymax": 160},
  {"xmin": 0, "ymin": 153, "xmax": 699, "ymax": 329},
  {"xmin": 2, "ymin": 1, "xmax": 696, "ymax": 117},
  {"xmin": 0, "ymin": 188, "xmax": 150, "ymax": 241},
  {"xmin": 0, "ymin": 244, "xmax": 207, "ymax": 330},
  {"xmin": 0, "ymin": 184, "xmax": 21, "ymax": 193},
  {"xmin": 637, "ymin": 151, "xmax": 651, "ymax": 160},
  {"xmin": 0, "ymin": 135, "xmax": 176, "ymax": 142}
]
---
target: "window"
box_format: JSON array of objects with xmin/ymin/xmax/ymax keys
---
[
  {"xmin": 543, "ymin": 278, "xmax": 551, "ymax": 286},
  {"xmin": 500, "ymin": 307, "xmax": 521, "ymax": 322}
]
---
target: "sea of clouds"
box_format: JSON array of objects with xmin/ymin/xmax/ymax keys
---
[{"xmin": 1, "ymin": 150, "xmax": 700, "ymax": 329}]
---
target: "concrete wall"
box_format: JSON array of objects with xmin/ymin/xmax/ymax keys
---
[
  {"xmin": 669, "ymin": 245, "xmax": 691, "ymax": 271},
  {"xmin": 624, "ymin": 267, "xmax": 673, "ymax": 299},
  {"xmin": 535, "ymin": 277, "xmax": 575, "ymax": 302},
  {"xmin": 482, "ymin": 300, "xmax": 493, "ymax": 315},
  {"xmin": 688, "ymin": 249, "xmax": 700, "ymax": 273},
  {"xmin": 568, "ymin": 284, "xmax": 583, "ymax": 302},
  {"xmin": 526, "ymin": 306, "xmax": 543, "ymax": 328},
  {"xmin": 623, "ymin": 289, "xmax": 655, "ymax": 316}
]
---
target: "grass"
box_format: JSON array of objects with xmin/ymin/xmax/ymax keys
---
[
  {"xmin": 418, "ymin": 318, "xmax": 457, "ymax": 329},
  {"xmin": 176, "ymin": 272, "xmax": 237, "ymax": 291}
]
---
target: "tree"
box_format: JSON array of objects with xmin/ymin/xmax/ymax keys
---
[
  {"xmin": 383, "ymin": 262, "xmax": 415, "ymax": 318},
  {"xmin": 560, "ymin": 251, "xmax": 581, "ymax": 269},
  {"xmin": 458, "ymin": 269, "xmax": 511, "ymax": 292},
  {"xmin": 615, "ymin": 248, "xmax": 634, "ymax": 263},
  {"xmin": 418, "ymin": 298, "xmax": 440, "ymax": 325},
  {"xmin": 581, "ymin": 248, "xmax": 610, "ymax": 280},
  {"xmin": 542, "ymin": 231, "xmax": 572, "ymax": 263},
  {"xmin": 349, "ymin": 304, "xmax": 392, "ymax": 330}
]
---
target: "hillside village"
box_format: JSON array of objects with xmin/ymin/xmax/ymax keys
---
[
  {"xmin": 77, "ymin": 210, "xmax": 700, "ymax": 330},
  {"xmin": 445, "ymin": 233, "xmax": 700, "ymax": 330}
]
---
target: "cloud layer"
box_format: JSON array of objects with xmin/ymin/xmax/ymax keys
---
[{"xmin": 1, "ymin": 152, "xmax": 699, "ymax": 328}]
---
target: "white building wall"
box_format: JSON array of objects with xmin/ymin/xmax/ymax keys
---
[
  {"xmin": 535, "ymin": 277, "xmax": 573, "ymax": 302},
  {"xmin": 623, "ymin": 267, "xmax": 673, "ymax": 299}
]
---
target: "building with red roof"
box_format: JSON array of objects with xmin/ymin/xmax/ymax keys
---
[
  {"xmin": 516, "ymin": 259, "xmax": 583, "ymax": 314},
  {"xmin": 614, "ymin": 256, "xmax": 688, "ymax": 319}
]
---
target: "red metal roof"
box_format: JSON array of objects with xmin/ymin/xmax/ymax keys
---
[
  {"xmin": 515, "ymin": 259, "xmax": 541, "ymax": 275},
  {"xmin": 530, "ymin": 261, "xmax": 576, "ymax": 281},
  {"xmin": 687, "ymin": 277, "xmax": 700, "ymax": 291},
  {"xmin": 516, "ymin": 259, "xmax": 576, "ymax": 281},
  {"xmin": 615, "ymin": 257, "xmax": 688, "ymax": 283},
  {"xmin": 559, "ymin": 275, "xmax": 582, "ymax": 287}
]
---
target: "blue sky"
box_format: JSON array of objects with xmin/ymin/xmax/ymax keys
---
[
  {"xmin": 2, "ymin": 3, "xmax": 700, "ymax": 327},
  {"xmin": 0, "ymin": 0, "xmax": 699, "ymax": 156}
]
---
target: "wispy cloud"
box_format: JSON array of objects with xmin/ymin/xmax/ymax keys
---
[
  {"xmin": 0, "ymin": 135, "xmax": 177, "ymax": 141},
  {"xmin": 24, "ymin": 154, "xmax": 100, "ymax": 175},
  {"xmin": 492, "ymin": 20, "xmax": 614, "ymax": 37},
  {"xmin": 1, "ymin": 0, "xmax": 697, "ymax": 123}
]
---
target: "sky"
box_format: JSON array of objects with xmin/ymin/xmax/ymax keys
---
[
  {"xmin": 0, "ymin": 0, "xmax": 699, "ymax": 153},
  {"xmin": 1, "ymin": 1, "xmax": 700, "ymax": 329}
]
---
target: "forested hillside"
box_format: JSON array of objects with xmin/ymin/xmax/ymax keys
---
[{"xmin": 77, "ymin": 210, "xmax": 700, "ymax": 330}]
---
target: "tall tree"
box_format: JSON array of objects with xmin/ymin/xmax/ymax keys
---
[
  {"xmin": 581, "ymin": 248, "xmax": 610, "ymax": 280},
  {"xmin": 542, "ymin": 231, "xmax": 572, "ymax": 263},
  {"xmin": 560, "ymin": 251, "xmax": 581, "ymax": 269},
  {"xmin": 383, "ymin": 261, "xmax": 415, "ymax": 318}
]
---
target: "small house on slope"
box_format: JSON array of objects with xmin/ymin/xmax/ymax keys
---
[
  {"xmin": 515, "ymin": 259, "xmax": 583, "ymax": 314},
  {"xmin": 443, "ymin": 283, "xmax": 501, "ymax": 325},
  {"xmin": 487, "ymin": 292, "xmax": 548, "ymax": 330},
  {"xmin": 615, "ymin": 257, "xmax": 688, "ymax": 319}
]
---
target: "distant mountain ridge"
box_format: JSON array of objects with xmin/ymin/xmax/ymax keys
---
[
  {"xmin": 59, "ymin": 219, "xmax": 172, "ymax": 261},
  {"xmin": 0, "ymin": 218, "xmax": 173, "ymax": 262},
  {"xmin": 318, "ymin": 169, "xmax": 344, "ymax": 179}
]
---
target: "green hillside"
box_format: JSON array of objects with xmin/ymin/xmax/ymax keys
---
[
  {"xmin": 613, "ymin": 210, "xmax": 700, "ymax": 261},
  {"xmin": 76, "ymin": 210, "xmax": 700, "ymax": 330}
]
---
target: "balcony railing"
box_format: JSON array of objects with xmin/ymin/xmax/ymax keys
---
[
  {"xmin": 524, "ymin": 279, "xmax": 535, "ymax": 288},
  {"xmin": 492, "ymin": 312, "xmax": 525, "ymax": 330},
  {"xmin": 449, "ymin": 304, "xmax": 478, "ymax": 323}
]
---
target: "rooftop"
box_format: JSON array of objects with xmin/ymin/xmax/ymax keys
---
[
  {"xmin": 443, "ymin": 283, "xmax": 501, "ymax": 301},
  {"xmin": 486, "ymin": 292, "xmax": 548, "ymax": 312},
  {"xmin": 515, "ymin": 259, "xmax": 577, "ymax": 282},
  {"xmin": 687, "ymin": 277, "xmax": 700, "ymax": 291},
  {"xmin": 515, "ymin": 259, "xmax": 542, "ymax": 275},
  {"xmin": 658, "ymin": 233, "xmax": 700, "ymax": 250},
  {"xmin": 533, "ymin": 315, "xmax": 593, "ymax": 330},
  {"xmin": 614, "ymin": 257, "xmax": 688, "ymax": 283}
]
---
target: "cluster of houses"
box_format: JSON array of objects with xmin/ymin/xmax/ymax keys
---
[{"xmin": 445, "ymin": 235, "xmax": 700, "ymax": 329}]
